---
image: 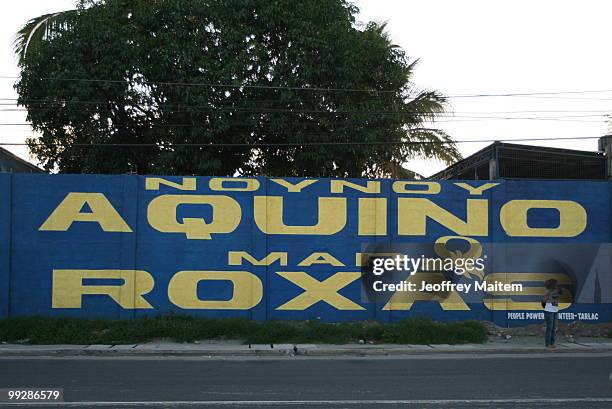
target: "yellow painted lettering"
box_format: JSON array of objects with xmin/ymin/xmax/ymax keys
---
[
  {"xmin": 228, "ymin": 251, "xmax": 288, "ymax": 266},
  {"xmin": 209, "ymin": 178, "xmax": 260, "ymax": 192},
  {"xmin": 270, "ymin": 179, "xmax": 318, "ymax": 193},
  {"xmin": 483, "ymin": 273, "xmax": 572, "ymax": 310},
  {"xmin": 358, "ymin": 198, "xmax": 387, "ymax": 235},
  {"xmin": 454, "ymin": 182, "xmax": 499, "ymax": 196},
  {"xmin": 52, "ymin": 269, "xmax": 153, "ymax": 309},
  {"xmin": 147, "ymin": 195, "xmax": 241, "ymax": 240},
  {"xmin": 167, "ymin": 270, "xmax": 262, "ymax": 309},
  {"xmin": 40, "ymin": 193, "xmax": 132, "ymax": 232},
  {"xmin": 297, "ymin": 252, "xmax": 345, "ymax": 267},
  {"xmin": 398, "ymin": 198, "xmax": 488, "ymax": 236},
  {"xmin": 331, "ymin": 180, "xmax": 380, "ymax": 194},
  {"xmin": 276, "ymin": 272, "xmax": 364, "ymax": 310},
  {"xmin": 383, "ymin": 273, "xmax": 469, "ymax": 310},
  {"xmin": 254, "ymin": 196, "xmax": 346, "ymax": 235},
  {"xmin": 392, "ymin": 181, "xmax": 440, "ymax": 194},
  {"xmin": 145, "ymin": 177, "xmax": 196, "ymax": 191},
  {"xmin": 500, "ymin": 200, "xmax": 587, "ymax": 237}
]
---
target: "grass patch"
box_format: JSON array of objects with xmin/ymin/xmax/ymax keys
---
[{"xmin": 0, "ymin": 316, "xmax": 487, "ymax": 345}]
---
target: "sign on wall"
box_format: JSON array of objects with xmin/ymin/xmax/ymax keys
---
[{"xmin": 0, "ymin": 174, "xmax": 609, "ymax": 326}]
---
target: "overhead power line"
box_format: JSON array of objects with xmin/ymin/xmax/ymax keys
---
[
  {"xmin": 0, "ymin": 75, "xmax": 411, "ymax": 94},
  {"xmin": 0, "ymin": 114, "xmax": 609, "ymax": 124},
  {"xmin": 0, "ymin": 135, "xmax": 606, "ymax": 148},
  {"xmin": 0, "ymin": 98, "xmax": 610, "ymax": 117},
  {"xmin": 0, "ymin": 106, "xmax": 608, "ymax": 120},
  {"xmin": 449, "ymin": 90, "xmax": 612, "ymax": 98},
  {"xmin": 2, "ymin": 75, "xmax": 612, "ymax": 98},
  {"xmin": 0, "ymin": 105, "xmax": 609, "ymax": 119},
  {"xmin": 0, "ymin": 106, "xmax": 610, "ymax": 124},
  {"xmin": 2, "ymin": 97, "xmax": 612, "ymax": 111},
  {"xmin": 1, "ymin": 106, "xmax": 610, "ymax": 114}
]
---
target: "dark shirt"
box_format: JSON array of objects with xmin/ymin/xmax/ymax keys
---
[{"xmin": 544, "ymin": 289, "xmax": 560, "ymax": 307}]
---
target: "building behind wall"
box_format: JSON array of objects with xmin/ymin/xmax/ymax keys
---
[
  {"xmin": 430, "ymin": 139, "xmax": 609, "ymax": 180},
  {"xmin": 0, "ymin": 147, "xmax": 43, "ymax": 173}
]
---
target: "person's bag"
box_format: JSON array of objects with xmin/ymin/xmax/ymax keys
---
[{"xmin": 541, "ymin": 300, "xmax": 546, "ymax": 309}]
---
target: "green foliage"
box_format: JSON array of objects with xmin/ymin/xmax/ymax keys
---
[
  {"xmin": 15, "ymin": 0, "xmax": 460, "ymax": 177},
  {"xmin": 0, "ymin": 316, "xmax": 487, "ymax": 345}
]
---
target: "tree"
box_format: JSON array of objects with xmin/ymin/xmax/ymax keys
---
[{"xmin": 14, "ymin": 0, "xmax": 460, "ymax": 177}]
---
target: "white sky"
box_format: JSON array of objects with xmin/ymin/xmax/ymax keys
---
[{"xmin": 2, "ymin": 0, "xmax": 612, "ymax": 176}]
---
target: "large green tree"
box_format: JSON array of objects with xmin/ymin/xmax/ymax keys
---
[{"xmin": 14, "ymin": 0, "xmax": 460, "ymax": 177}]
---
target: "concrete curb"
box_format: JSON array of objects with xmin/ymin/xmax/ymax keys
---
[{"xmin": 1, "ymin": 342, "xmax": 611, "ymax": 357}]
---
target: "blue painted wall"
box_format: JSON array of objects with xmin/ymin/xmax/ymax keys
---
[{"xmin": 0, "ymin": 174, "xmax": 609, "ymax": 326}]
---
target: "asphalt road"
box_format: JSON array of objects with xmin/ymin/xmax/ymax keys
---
[{"xmin": 0, "ymin": 353, "xmax": 611, "ymax": 408}]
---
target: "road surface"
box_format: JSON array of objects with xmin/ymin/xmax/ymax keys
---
[{"xmin": 0, "ymin": 353, "xmax": 611, "ymax": 408}]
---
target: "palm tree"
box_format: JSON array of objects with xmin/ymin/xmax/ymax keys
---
[{"xmin": 14, "ymin": 9, "xmax": 78, "ymax": 65}]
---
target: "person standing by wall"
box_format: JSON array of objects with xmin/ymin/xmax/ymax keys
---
[{"xmin": 543, "ymin": 279, "xmax": 561, "ymax": 348}]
